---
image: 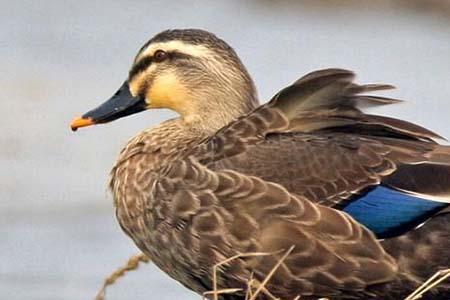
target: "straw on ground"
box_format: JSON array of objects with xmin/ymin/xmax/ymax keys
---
[
  {"xmin": 95, "ymin": 252, "xmax": 448, "ymax": 300},
  {"xmin": 94, "ymin": 253, "xmax": 150, "ymax": 300}
]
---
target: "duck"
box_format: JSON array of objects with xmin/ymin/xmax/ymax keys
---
[{"xmin": 71, "ymin": 29, "xmax": 450, "ymax": 299}]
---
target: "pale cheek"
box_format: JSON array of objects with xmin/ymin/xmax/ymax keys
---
[
  {"xmin": 147, "ymin": 88, "xmax": 167, "ymax": 108},
  {"xmin": 147, "ymin": 73, "xmax": 187, "ymax": 110}
]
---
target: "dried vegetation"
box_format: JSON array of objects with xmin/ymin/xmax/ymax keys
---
[{"xmin": 94, "ymin": 252, "xmax": 449, "ymax": 300}]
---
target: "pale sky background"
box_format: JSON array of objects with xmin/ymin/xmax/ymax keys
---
[{"xmin": 1, "ymin": 1, "xmax": 449, "ymax": 299}]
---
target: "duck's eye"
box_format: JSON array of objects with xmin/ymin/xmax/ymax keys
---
[{"xmin": 154, "ymin": 50, "xmax": 168, "ymax": 62}]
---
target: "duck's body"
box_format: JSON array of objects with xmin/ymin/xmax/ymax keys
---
[
  {"xmin": 110, "ymin": 119, "xmax": 209, "ymax": 251},
  {"xmin": 72, "ymin": 30, "xmax": 450, "ymax": 299}
]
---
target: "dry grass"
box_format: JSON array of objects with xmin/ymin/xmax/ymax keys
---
[
  {"xmin": 94, "ymin": 252, "xmax": 448, "ymax": 300},
  {"xmin": 94, "ymin": 253, "xmax": 150, "ymax": 300},
  {"xmin": 202, "ymin": 246, "xmax": 295, "ymax": 300},
  {"xmin": 404, "ymin": 269, "xmax": 450, "ymax": 300}
]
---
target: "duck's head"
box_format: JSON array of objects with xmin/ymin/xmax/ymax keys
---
[{"xmin": 71, "ymin": 29, "xmax": 258, "ymax": 132}]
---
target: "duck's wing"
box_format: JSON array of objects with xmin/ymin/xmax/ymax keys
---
[
  {"xmin": 190, "ymin": 69, "xmax": 450, "ymax": 238},
  {"xmin": 155, "ymin": 158, "xmax": 397, "ymax": 298}
]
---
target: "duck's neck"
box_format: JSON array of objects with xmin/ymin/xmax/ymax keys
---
[
  {"xmin": 176, "ymin": 61, "xmax": 259, "ymax": 133},
  {"xmin": 183, "ymin": 91, "xmax": 259, "ymax": 134}
]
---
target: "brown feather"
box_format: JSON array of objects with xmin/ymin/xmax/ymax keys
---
[
  {"xmin": 108, "ymin": 66, "xmax": 450, "ymax": 299},
  {"xmin": 149, "ymin": 158, "xmax": 398, "ymax": 299}
]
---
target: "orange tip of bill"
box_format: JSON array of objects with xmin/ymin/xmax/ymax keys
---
[{"xmin": 70, "ymin": 117, "xmax": 95, "ymax": 131}]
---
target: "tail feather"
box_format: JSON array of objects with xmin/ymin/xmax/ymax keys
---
[
  {"xmin": 347, "ymin": 83, "xmax": 395, "ymax": 94},
  {"xmin": 268, "ymin": 68, "xmax": 444, "ymax": 143},
  {"xmin": 383, "ymin": 145, "xmax": 450, "ymax": 203},
  {"xmin": 428, "ymin": 145, "xmax": 450, "ymax": 165},
  {"xmin": 364, "ymin": 115, "xmax": 445, "ymax": 141}
]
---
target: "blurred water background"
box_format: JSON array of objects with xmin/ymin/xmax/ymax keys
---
[{"xmin": 1, "ymin": 1, "xmax": 449, "ymax": 299}]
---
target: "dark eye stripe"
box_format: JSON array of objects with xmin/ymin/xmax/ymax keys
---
[
  {"xmin": 128, "ymin": 51, "xmax": 195, "ymax": 80},
  {"xmin": 129, "ymin": 56, "xmax": 153, "ymax": 80}
]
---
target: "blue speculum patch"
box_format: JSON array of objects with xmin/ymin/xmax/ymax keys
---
[{"xmin": 343, "ymin": 186, "xmax": 448, "ymax": 239}]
